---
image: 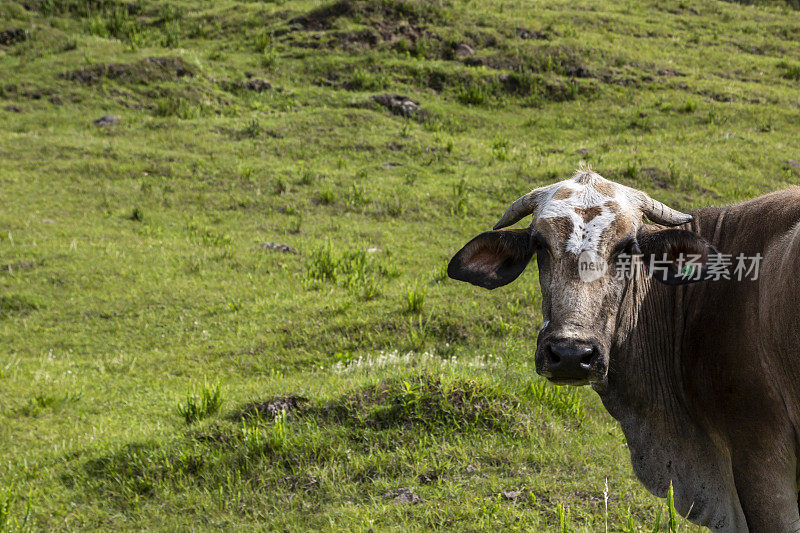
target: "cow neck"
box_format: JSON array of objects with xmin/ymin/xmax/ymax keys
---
[{"xmin": 596, "ymin": 263, "xmax": 691, "ymax": 428}]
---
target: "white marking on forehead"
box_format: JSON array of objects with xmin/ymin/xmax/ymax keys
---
[{"xmin": 537, "ymin": 172, "xmax": 631, "ymax": 255}]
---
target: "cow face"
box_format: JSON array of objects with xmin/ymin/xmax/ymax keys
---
[{"xmin": 449, "ymin": 169, "xmax": 716, "ymax": 386}]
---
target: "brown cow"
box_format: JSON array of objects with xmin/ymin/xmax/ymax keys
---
[{"xmin": 448, "ymin": 167, "xmax": 800, "ymax": 532}]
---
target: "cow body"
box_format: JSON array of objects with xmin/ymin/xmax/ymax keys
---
[
  {"xmin": 601, "ymin": 190, "xmax": 800, "ymax": 531},
  {"xmin": 448, "ymin": 171, "xmax": 800, "ymax": 532}
]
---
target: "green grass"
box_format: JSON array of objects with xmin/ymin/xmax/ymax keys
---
[
  {"xmin": 0, "ymin": 486, "xmax": 32, "ymax": 533},
  {"xmin": 177, "ymin": 381, "xmax": 224, "ymax": 424},
  {"xmin": 1, "ymin": 0, "xmax": 799, "ymax": 529}
]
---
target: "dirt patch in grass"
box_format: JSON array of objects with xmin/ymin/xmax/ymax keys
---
[
  {"xmin": 239, "ymin": 394, "xmax": 308, "ymax": 420},
  {"xmin": 288, "ymin": 0, "xmax": 443, "ymax": 54},
  {"xmin": 221, "ymin": 78, "xmax": 272, "ymax": 94},
  {"xmin": 465, "ymin": 45, "xmax": 595, "ymax": 79},
  {"xmin": 0, "ymin": 28, "xmax": 28, "ymax": 46},
  {"xmin": 0, "ymin": 260, "xmax": 37, "ymax": 273},
  {"xmin": 289, "ymin": 0, "xmax": 355, "ymax": 30},
  {"xmin": 497, "ymin": 71, "xmax": 587, "ymax": 101},
  {"xmin": 290, "ymin": 0, "xmax": 442, "ymax": 30},
  {"xmin": 1, "ymin": 83, "xmax": 61, "ymax": 102},
  {"xmin": 62, "ymin": 57, "xmax": 196, "ymax": 85},
  {"xmin": 331, "ymin": 28, "xmax": 382, "ymax": 49},
  {"xmin": 639, "ymin": 166, "xmax": 672, "ymax": 188},
  {"xmin": 21, "ymin": 0, "xmax": 142, "ymax": 16},
  {"xmin": 0, "ymin": 294, "xmax": 39, "ymax": 318}
]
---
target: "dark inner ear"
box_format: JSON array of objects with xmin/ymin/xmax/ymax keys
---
[
  {"xmin": 637, "ymin": 228, "xmax": 719, "ymax": 285},
  {"xmin": 448, "ymin": 229, "xmax": 536, "ymax": 289}
]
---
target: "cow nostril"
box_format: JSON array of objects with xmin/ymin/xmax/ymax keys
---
[
  {"xmin": 547, "ymin": 343, "xmax": 596, "ymax": 367},
  {"xmin": 542, "ymin": 341, "xmax": 603, "ymax": 381}
]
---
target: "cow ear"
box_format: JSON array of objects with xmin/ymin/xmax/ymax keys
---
[
  {"xmin": 637, "ymin": 229, "xmax": 720, "ymax": 285},
  {"xmin": 448, "ymin": 229, "xmax": 536, "ymax": 289}
]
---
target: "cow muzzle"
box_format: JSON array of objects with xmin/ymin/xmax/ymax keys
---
[{"xmin": 536, "ymin": 339, "xmax": 606, "ymax": 385}]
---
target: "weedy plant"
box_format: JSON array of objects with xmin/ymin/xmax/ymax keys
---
[
  {"xmin": 777, "ymin": 59, "xmax": 800, "ymax": 80},
  {"xmin": 450, "ymin": 179, "xmax": 469, "ymax": 216},
  {"xmin": 556, "ymin": 502, "xmax": 571, "ymax": 532},
  {"xmin": 306, "ymin": 241, "xmax": 396, "ymax": 299},
  {"xmin": 404, "ymin": 285, "xmax": 426, "ymax": 314},
  {"xmin": 317, "ymin": 187, "xmax": 336, "ymax": 205},
  {"xmin": 262, "ymin": 46, "xmax": 278, "ymax": 71},
  {"xmin": 432, "ymin": 262, "xmax": 448, "ymax": 283},
  {"xmin": 0, "ymin": 486, "xmax": 31, "ymax": 533},
  {"xmin": 491, "ymin": 137, "xmax": 510, "ymax": 161},
  {"xmin": 177, "ymin": 382, "xmax": 224, "ymax": 424},
  {"xmin": 243, "ymin": 119, "xmax": 262, "ymax": 138},
  {"xmin": 456, "ymin": 83, "xmax": 491, "ymax": 105}
]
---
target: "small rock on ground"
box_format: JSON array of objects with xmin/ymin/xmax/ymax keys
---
[
  {"xmin": 372, "ymin": 94, "xmax": 420, "ymax": 118},
  {"xmin": 454, "ymin": 43, "xmax": 474, "ymax": 58},
  {"xmin": 786, "ymin": 160, "xmax": 800, "ymax": 171},
  {"xmin": 93, "ymin": 115, "xmax": 119, "ymax": 127},
  {"xmin": 262, "ymin": 242, "xmax": 296, "ymax": 253},
  {"xmin": 500, "ymin": 490, "xmax": 524, "ymax": 501},
  {"xmin": 243, "ymin": 395, "xmax": 307, "ymax": 419},
  {"xmin": 383, "ymin": 487, "xmax": 423, "ymax": 504}
]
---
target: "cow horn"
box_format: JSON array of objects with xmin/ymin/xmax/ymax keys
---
[
  {"xmin": 634, "ymin": 191, "xmax": 693, "ymax": 226},
  {"xmin": 493, "ymin": 186, "xmax": 550, "ymax": 230}
]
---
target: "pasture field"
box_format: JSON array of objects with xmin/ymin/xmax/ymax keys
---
[{"xmin": 1, "ymin": 0, "xmax": 800, "ymax": 530}]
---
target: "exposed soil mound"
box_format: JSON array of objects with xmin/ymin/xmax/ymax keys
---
[
  {"xmin": 0, "ymin": 28, "xmax": 28, "ymax": 46},
  {"xmin": 290, "ymin": 0, "xmax": 355, "ymax": 30},
  {"xmin": 315, "ymin": 375, "xmax": 520, "ymax": 431},
  {"xmin": 223, "ymin": 78, "xmax": 272, "ymax": 93},
  {"xmin": 62, "ymin": 57, "xmax": 196, "ymax": 85}
]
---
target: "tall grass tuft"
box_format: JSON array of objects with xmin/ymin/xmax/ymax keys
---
[
  {"xmin": 778, "ymin": 60, "xmax": 800, "ymax": 81},
  {"xmin": 456, "ymin": 83, "xmax": 491, "ymax": 105},
  {"xmin": 556, "ymin": 502, "xmax": 570, "ymax": 532},
  {"xmin": 450, "ymin": 179, "xmax": 469, "ymax": 216},
  {"xmin": 177, "ymin": 382, "xmax": 224, "ymax": 424},
  {"xmin": 667, "ymin": 481, "xmax": 678, "ymax": 532},
  {"xmin": 404, "ymin": 286, "xmax": 426, "ymax": 314},
  {"xmin": 306, "ymin": 241, "xmax": 397, "ymax": 299}
]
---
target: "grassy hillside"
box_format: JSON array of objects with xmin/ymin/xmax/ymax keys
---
[{"xmin": 1, "ymin": 0, "xmax": 799, "ymax": 530}]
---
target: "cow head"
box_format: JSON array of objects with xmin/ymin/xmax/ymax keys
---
[{"xmin": 448, "ymin": 168, "xmax": 717, "ymax": 386}]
